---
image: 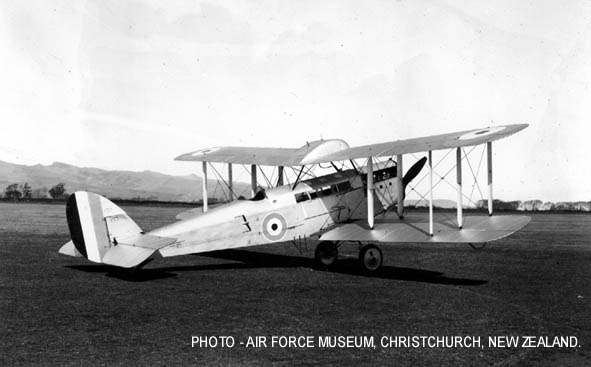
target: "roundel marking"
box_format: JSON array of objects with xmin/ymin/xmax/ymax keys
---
[
  {"xmin": 191, "ymin": 147, "xmax": 220, "ymax": 156},
  {"xmin": 261, "ymin": 212, "xmax": 287, "ymax": 242},
  {"xmin": 458, "ymin": 126, "xmax": 506, "ymax": 141}
]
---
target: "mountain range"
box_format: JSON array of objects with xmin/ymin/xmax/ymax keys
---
[
  {"xmin": 0, "ymin": 160, "xmax": 249, "ymax": 202},
  {"xmin": 1, "ymin": 160, "xmax": 589, "ymax": 211}
]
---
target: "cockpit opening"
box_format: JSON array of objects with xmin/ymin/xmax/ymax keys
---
[{"xmin": 250, "ymin": 189, "xmax": 267, "ymax": 201}]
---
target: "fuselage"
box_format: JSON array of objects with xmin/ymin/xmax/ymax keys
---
[{"xmin": 155, "ymin": 164, "xmax": 400, "ymax": 257}]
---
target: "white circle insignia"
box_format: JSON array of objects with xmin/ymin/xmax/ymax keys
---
[
  {"xmin": 191, "ymin": 147, "xmax": 220, "ymax": 156},
  {"xmin": 458, "ymin": 126, "xmax": 506, "ymax": 141},
  {"xmin": 262, "ymin": 213, "xmax": 287, "ymax": 242}
]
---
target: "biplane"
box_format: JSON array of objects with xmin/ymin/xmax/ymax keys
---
[{"xmin": 59, "ymin": 124, "xmax": 530, "ymax": 272}]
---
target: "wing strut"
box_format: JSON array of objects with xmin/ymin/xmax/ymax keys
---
[
  {"xmin": 350, "ymin": 160, "xmax": 359, "ymax": 174},
  {"xmin": 428, "ymin": 150, "xmax": 434, "ymax": 236},
  {"xmin": 277, "ymin": 166, "xmax": 284, "ymax": 187},
  {"xmin": 396, "ymin": 154, "xmax": 404, "ymax": 219},
  {"xmin": 251, "ymin": 164, "xmax": 257, "ymax": 198},
  {"xmin": 456, "ymin": 147, "xmax": 463, "ymax": 229},
  {"xmin": 487, "ymin": 141, "xmax": 493, "ymax": 216},
  {"xmin": 228, "ymin": 163, "xmax": 234, "ymax": 201},
  {"xmin": 367, "ymin": 157, "xmax": 374, "ymax": 229},
  {"xmin": 202, "ymin": 161, "xmax": 208, "ymax": 212},
  {"xmin": 292, "ymin": 166, "xmax": 304, "ymax": 190}
]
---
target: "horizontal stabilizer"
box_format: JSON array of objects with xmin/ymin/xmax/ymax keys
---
[
  {"xmin": 101, "ymin": 234, "xmax": 177, "ymax": 268},
  {"xmin": 320, "ymin": 214, "xmax": 530, "ymax": 243},
  {"xmin": 58, "ymin": 241, "xmax": 83, "ymax": 257},
  {"xmin": 102, "ymin": 245, "xmax": 156, "ymax": 268},
  {"xmin": 117, "ymin": 233, "xmax": 177, "ymax": 250}
]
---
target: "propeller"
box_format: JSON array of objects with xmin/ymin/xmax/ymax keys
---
[{"xmin": 402, "ymin": 156, "xmax": 427, "ymax": 188}]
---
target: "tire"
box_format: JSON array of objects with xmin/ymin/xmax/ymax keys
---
[
  {"xmin": 314, "ymin": 241, "xmax": 338, "ymax": 269},
  {"xmin": 358, "ymin": 244, "xmax": 383, "ymax": 272}
]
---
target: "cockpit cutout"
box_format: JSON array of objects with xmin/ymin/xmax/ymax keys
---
[{"xmin": 250, "ymin": 189, "xmax": 267, "ymax": 201}]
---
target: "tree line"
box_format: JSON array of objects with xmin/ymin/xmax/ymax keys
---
[{"xmin": 3, "ymin": 182, "xmax": 67, "ymax": 200}]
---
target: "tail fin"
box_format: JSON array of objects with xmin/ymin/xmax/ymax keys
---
[
  {"xmin": 63, "ymin": 192, "xmax": 176, "ymax": 268},
  {"xmin": 66, "ymin": 191, "xmax": 142, "ymax": 263}
]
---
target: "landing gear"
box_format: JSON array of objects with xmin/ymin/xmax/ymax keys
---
[
  {"xmin": 358, "ymin": 244, "xmax": 383, "ymax": 272},
  {"xmin": 314, "ymin": 241, "xmax": 384, "ymax": 272},
  {"xmin": 314, "ymin": 241, "xmax": 338, "ymax": 269}
]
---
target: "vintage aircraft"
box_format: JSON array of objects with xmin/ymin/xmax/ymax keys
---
[{"xmin": 59, "ymin": 124, "xmax": 530, "ymax": 272}]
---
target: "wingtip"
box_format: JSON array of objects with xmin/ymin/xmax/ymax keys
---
[
  {"xmin": 174, "ymin": 152, "xmax": 196, "ymax": 161},
  {"xmin": 513, "ymin": 123, "xmax": 529, "ymax": 134}
]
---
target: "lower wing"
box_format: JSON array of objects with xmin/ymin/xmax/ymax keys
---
[{"xmin": 320, "ymin": 212, "xmax": 530, "ymax": 243}]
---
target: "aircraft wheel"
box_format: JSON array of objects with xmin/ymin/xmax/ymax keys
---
[
  {"xmin": 315, "ymin": 241, "xmax": 338, "ymax": 269},
  {"xmin": 359, "ymin": 244, "xmax": 383, "ymax": 272}
]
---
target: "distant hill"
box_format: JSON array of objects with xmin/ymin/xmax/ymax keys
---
[
  {"xmin": 1, "ymin": 160, "xmax": 589, "ymax": 211},
  {"xmin": 0, "ymin": 160, "xmax": 250, "ymax": 202}
]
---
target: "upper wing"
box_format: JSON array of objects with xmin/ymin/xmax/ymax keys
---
[
  {"xmin": 175, "ymin": 124, "xmax": 528, "ymax": 166},
  {"xmin": 174, "ymin": 139, "xmax": 351, "ymax": 166},
  {"xmin": 175, "ymin": 147, "xmax": 303, "ymax": 166},
  {"xmin": 307, "ymin": 124, "xmax": 528, "ymax": 164},
  {"xmin": 175, "ymin": 124, "xmax": 527, "ymax": 166},
  {"xmin": 320, "ymin": 212, "xmax": 530, "ymax": 243}
]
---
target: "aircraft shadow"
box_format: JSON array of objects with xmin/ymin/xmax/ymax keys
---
[
  {"xmin": 66, "ymin": 249, "xmax": 487, "ymax": 285},
  {"xmin": 65, "ymin": 264, "xmax": 178, "ymax": 282},
  {"xmin": 198, "ymin": 250, "xmax": 488, "ymax": 286}
]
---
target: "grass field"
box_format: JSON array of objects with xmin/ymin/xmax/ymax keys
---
[{"xmin": 1, "ymin": 202, "xmax": 591, "ymax": 366}]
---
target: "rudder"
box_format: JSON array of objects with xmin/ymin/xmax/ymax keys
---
[{"xmin": 66, "ymin": 192, "xmax": 142, "ymax": 263}]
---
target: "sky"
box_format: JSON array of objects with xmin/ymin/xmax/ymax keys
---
[{"xmin": 0, "ymin": 0, "xmax": 590, "ymax": 202}]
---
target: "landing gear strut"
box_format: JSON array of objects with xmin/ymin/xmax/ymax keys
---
[
  {"xmin": 314, "ymin": 241, "xmax": 338, "ymax": 269},
  {"xmin": 358, "ymin": 244, "xmax": 383, "ymax": 272}
]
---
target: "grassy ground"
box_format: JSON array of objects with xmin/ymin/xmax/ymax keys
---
[{"xmin": 1, "ymin": 203, "xmax": 590, "ymax": 366}]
